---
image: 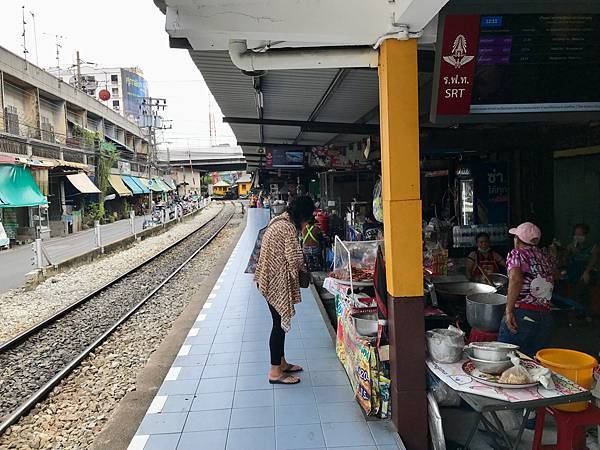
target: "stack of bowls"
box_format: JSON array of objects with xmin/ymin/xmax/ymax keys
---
[{"xmin": 466, "ymin": 341, "xmax": 519, "ymax": 375}]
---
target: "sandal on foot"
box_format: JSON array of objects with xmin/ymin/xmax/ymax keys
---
[
  {"xmin": 269, "ymin": 374, "xmax": 301, "ymax": 385},
  {"xmin": 283, "ymin": 364, "xmax": 303, "ymax": 373}
]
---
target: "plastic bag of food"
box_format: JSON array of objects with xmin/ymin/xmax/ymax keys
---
[
  {"xmin": 499, "ymin": 355, "xmax": 531, "ymax": 385},
  {"xmin": 426, "ymin": 326, "xmax": 465, "ymax": 364},
  {"xmin": 373, "ymin": 177, "xmax": 383, "ymax": 223}
]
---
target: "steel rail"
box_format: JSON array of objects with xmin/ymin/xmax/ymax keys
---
[
  {"xmin": 0, "ymin": 203, "xmax": 237, "ymax": 435},
  {"xmin": 0, "ymin": 202, "xmax": 225, "ymax": 353}
]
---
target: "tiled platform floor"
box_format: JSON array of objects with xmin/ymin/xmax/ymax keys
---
[{"xmin": 128, "ymin": 209, "xmax": 405, "ymax": 450}]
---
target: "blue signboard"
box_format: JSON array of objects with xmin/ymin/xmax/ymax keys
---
[
  {"xmin": 121, "ymin": 69, "xmax": 148, "ymax": 122},
  {"xmin": 474, "ymin": 161, "xmax": 509, "ymax": 225}
]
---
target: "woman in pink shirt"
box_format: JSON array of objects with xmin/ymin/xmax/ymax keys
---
[{"xmin": 498, "ymin": 222, "xmax": 555, "ymax": 357}]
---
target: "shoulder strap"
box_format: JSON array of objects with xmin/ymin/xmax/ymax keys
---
[{"xmin": 303, "ymin": 225, "xmax": 316, "ymax": 244}]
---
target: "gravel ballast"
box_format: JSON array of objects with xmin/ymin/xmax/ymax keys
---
[{"xmin": 0, "ymin": 204, "xmax": 221, "ymax": 343}]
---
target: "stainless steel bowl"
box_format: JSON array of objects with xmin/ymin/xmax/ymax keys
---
[
  {"xmin": 465, "ymin": 348, "xmax": 513, "ymax": 375},
  {"xmin": 351, "ymin": 313, "xmax": 378, "ymax": 337},
  {"xmin": 466, "ymin": 293, "xmax": 507, "ymax": 332},
  {"xmin": 434, "ymin": 282, "xmax": 497, "ymax": 302},
  {"xmin": 469, "ymin": 342, "xmax": 519, "ymax": 361}
]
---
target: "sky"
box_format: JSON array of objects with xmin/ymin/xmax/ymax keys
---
[{"xmin": 0, "ymin": 0, "xmax": 236, "ymax": 151}]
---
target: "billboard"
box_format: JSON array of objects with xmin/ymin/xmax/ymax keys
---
[
  {"xmin": 121, "ymin": 69, "xmax": 149, "ymax": 122},
  {"xmin": 430, "ymin": 2, "xmax": 600, "ymax": 123}
]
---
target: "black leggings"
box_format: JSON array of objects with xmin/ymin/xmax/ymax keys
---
[{"xmin": 268, "ymin": 303, "xmax": 285, "ymax": 366}]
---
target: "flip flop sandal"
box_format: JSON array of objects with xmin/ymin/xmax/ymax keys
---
[
  {"xmin": 269, "ymin": 374, "xmax": 301, "ymax": 385},
  {"xmin": 283, "ymin": 364, "xmax": 303, "ymax": 373}
]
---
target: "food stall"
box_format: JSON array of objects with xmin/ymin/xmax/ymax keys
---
[{"xmin": 322, "ymin": 237, "xmax": 391, "ymax": 418}]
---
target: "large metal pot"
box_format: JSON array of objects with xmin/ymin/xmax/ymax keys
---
[
  {"xmin": 434, "ymin": 282, "xmax": 497, "ymax": 303},
  {"xmin": 465, "ymin": 293, "xmax": 507, "ymax": 331}
]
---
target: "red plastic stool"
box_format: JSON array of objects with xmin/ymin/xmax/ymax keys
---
[
  {"xmin": 532, "ymin": 404, "xmax": 600, "ymax": 450},
  {"xmin": 468, "ymin": 327, "xmax": 498, "ymax": 343}
]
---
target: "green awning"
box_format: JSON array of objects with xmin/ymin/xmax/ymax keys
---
[
  {"xmin": 0, "ymin": 165, "xmax": 48, "ymax": 208},
  {"xmin": 157, "ymin": 179, "xmax": 173, "ymax": 191},
  {"xmin": 147, "ymin": 178, "xmax": 166, "ymax": 192},
  {"xmin": 148, "ymin": 178, "xmax": 171, "ymax": 192}
]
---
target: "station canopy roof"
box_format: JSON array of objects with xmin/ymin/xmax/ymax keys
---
[
  {"xmin": 153, "ymin": 0, "xmax": 443, "ymax": 169},
  {"xmin": 0, "ymin": 165, "xmax": 48, "ymax": 208},
  {"xmin": 108, "ymin": 175, "xmax": 133, "ymax": 197},
  {"xmin": 66, "ymin": 173, "xmax": 101, "ymax": 194},
  {"xmin": 157, "ymin": 145, "xmax": 247, "ymax": 172}
]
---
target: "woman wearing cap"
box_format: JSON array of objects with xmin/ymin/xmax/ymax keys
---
[{"xmin": 498, "ymin": 222, "xmax": 556, "ymax": 357}]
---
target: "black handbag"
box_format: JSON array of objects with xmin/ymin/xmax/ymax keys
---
[{"xmin": 299, "ymin": 270, "xmax": 311, "ymax": 288}]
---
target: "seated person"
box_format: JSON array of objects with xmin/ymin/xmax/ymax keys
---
[
  {"xmin": 466, "ymin": 232, "xmax": 506, "ymax": 281},
  {"xmin": 362, "ymin": 211, "xmax": 383, "ymax": 241}
]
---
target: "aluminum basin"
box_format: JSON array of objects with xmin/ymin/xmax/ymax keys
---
[
  {"xmin": 466, "ymin": 293, "xmax": 507, "ymax": 332},
  {"xmin": 434, "ymin": 282, "xmax": 497, "ymax": 303}
]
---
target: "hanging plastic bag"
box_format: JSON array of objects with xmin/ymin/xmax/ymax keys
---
[
  {"xmin": 427, "ymin": 392, "xmax": 446, "ymax": 450},
  {"xmin": 430, "ymin": 377, "xmax": 461, "ymax": 407},
  {"xmin": 373, "ymin": 177, "xmax": 383, "ymax": 223},
  {"xmin": 426, "ymin": 326, "xmax": 465, "ymax": 363}
]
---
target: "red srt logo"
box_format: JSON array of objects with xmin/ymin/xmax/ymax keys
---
[{"xmin": 443, "ymin": 35, "xmax": 475, "ymax": 69}]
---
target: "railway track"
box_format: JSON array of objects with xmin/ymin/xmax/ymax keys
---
[{"xmin": 0, "ymin": 202, "xmax": 239, "ymax": 435}]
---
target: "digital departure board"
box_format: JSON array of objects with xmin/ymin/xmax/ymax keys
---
[{"xmin": 431, "ymin": 3, "xmax": 600, "ymax": 123}]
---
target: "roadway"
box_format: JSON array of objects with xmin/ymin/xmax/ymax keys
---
[{"xmin": 0, "ymin": 216, "xmax": 146, "ymax": 294}]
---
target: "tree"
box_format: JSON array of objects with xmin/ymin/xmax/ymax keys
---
[{"xmin": 96, "ymin": 141, "xmax": 119, "ymax": 221}]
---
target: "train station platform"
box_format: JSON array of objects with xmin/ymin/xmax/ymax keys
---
[{"xmin": 128, "ymin": 208, "xmax": 405, "ymax": 450}]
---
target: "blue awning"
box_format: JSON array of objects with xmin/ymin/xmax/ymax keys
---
[{"xmin": 122, "ymin": 175, "xmax": 150, "ymax": 195}]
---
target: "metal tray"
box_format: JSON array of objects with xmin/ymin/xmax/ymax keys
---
[{"xmin": 462, "ymin": 360, "xmax": 540, "ymax": 389}]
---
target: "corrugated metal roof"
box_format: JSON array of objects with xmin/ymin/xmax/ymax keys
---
[
  {"xmin": 262, "ymin": 69, "xmax": 338, "ymax": 120},
  {"xmin": 188, "ymin": 51, "xmax": 257, "ymax": 119},
  {"xmin": 187, "ymin": 50, "xmax": 386, "ymax": 152},
  {"xmin": 315, "ymin": 69, "xmax": 379, "ymax": 123}
]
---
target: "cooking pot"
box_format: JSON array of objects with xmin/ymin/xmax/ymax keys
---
[
  {"xmin": 434, "ymin": 282, "xmax": 497, "ymax": 303},
  {"xmin": 465, "ymin": 293, "xmax": 507, "ymax": 331}
]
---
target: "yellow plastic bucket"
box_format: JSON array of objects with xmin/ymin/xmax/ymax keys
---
[{"xmin": 536, "ymin": 348, "xmax": 598, "ymax": 412}]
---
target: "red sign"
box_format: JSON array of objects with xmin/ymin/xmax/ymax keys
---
[{"xmin": 436, "ymin": 15, "xmax": 480, "ymax": 116}]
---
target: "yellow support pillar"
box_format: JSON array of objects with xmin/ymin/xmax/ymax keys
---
[{"xmin": 378, "ymin": 38, "xmax": 427, "ymax": 449}]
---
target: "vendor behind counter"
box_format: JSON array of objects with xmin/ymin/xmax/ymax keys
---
[{"xmin": 465, "ymin": 232, "xmax": 506, "ymax": 281}]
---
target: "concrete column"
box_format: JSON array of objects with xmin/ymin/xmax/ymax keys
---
[
  {"xmin": 25, "ymin": 87, "xmax": 41, "ymax": 139},
  {"xmin": 56, "ymin": 100, "xmax": 67, "ymax": 145},
  {"xmin": 378, "ymin": 38, "xmax": 426, "ymax": 450}
]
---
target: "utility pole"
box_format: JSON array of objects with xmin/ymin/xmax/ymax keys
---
[
  {"xmin": 30, "ymin": 11, "xmax": 39, "ymax": 66},
  {"xmin": 75, "ymin": 51, "xmax": 82, "ymax": 89},
  {"xmin": 139, "ymin": 97, "xmax": 171, "ymax": 212},
  {"xmin": 21, "ymin": 6, "xmax": 29, "ymax": 63}
]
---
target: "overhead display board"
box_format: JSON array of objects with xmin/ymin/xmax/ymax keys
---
[
  {"xmin": 265, "ymin": 147, "xmax": 305, "ymax": 169},
  {"xmin": 430, "ymin": 1, "xmax": 600, "ymax": 123}
]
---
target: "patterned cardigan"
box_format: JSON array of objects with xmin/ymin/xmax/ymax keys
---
[{"xmin": 255, "ymin": 213, "xmax": 305, "ymax": 332}]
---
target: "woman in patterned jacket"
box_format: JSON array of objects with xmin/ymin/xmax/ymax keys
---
[{"xmin": 255, "ymin": 196, "xmax": 314, "ymax": 384}]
